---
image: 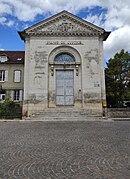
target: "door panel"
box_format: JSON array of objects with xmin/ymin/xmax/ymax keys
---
[
  {"xmin": 56, "ymin": 96, "xmax": 64, "ymax": 105},
  {"xmin": 65, "ymin": 88, "xmax": 73, "ymax": 95},
  {"xmin": 57, "ymin": 79, "xmax": 64, "ymax": 86},
  {"xmin": 65, "ymin": 96, "xmax": 74, "ymax": 105},
  {"xmin": 56, "ymin": 70, "xmax": 74, "ymax": 106},
  {"xmin": 65, "ymin": 80, "xmax": 73, "ymax": 86},
  {"xmin": 56, "ymin": 87, "xmax": 64, "ymax": 95}
]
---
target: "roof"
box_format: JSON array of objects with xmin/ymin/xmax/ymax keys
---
[
  {"xmin": 0, "ymin": 51, "xmax": 25, "ymax": 64},
  {"xmin": 18, "ymin": 10, "xmax": 110, "ymax": 41}
]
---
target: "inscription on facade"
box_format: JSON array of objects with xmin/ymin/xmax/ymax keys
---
[
  {"xmin": 34, "ymin": 51, "xmax": 48, "ymax": 68},
  {"xmin": 34, "ymin": 51, "xmax": 47, "ymax": 87},
  {"xmin": 46, "ymin": 41, "xmax": 83, "ymax": 45}
]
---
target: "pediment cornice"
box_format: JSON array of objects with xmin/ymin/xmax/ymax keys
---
[{"xmin": 18, "ymin": 11, "xmax": 110, "ymax": 40}]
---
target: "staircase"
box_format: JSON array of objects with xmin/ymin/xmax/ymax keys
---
[{"xmin": 23, "ymin": 108, "xmax": 103, "ymax": 121}]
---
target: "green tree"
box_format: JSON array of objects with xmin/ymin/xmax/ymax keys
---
[{"xmin": 105, "ymin": 49, "xmax": 130, "ymax": 107}]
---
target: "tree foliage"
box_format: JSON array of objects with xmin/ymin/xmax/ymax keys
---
[{"xmin": 105, "ymin": 49, "xmax": 130, "ymax": 107}]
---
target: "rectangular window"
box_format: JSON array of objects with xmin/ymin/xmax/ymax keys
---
[
  {"xmin": 14, "ymin": 70, "xmax": 21, "ymax": 82},
  {"xmin": 0, "ymin": 90, "xmax": 6, "ymax": 100},
  {"xmin": 0, "ymin": 70, "xmax": 5, "ymax": 82},
  {"xmin": 14, "ymin": 90, "xmax": 20, "ymax": 101},
  {"xmin": 11, "ymin": 90, "xmax": 23, "ymax": 101},
  {"xmin": 0, "ymin": 70, "xmax": 8, "ymax": 82}
]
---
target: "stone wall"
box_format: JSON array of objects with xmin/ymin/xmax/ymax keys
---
[{"xmin": 107, "ymin": 108, "xmax": 130, "ymax": 118}]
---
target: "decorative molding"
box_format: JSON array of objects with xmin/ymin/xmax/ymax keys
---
[
  {"xmin": 46, "ymin": 19, "xmax": 88, "ymax": 33},
  {"xmin": 26, "ymin": 16, "xmax": 102, "ymax": 37},
  {"xmin": 48, "ymin": 46, "xmax": 81, "ymax": 64}
]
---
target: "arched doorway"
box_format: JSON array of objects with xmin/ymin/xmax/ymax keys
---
[
  {"xmin": 48, "ymin": 46, "xmax": 82, "ymax": 108},
  {"xmin": 55, "ymin": 53, "xmax": 75, "ymax": 105}
]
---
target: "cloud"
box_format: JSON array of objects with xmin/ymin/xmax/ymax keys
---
[
  {"xmin": 1, "ymin": 0, "xmax": 130, "ymax": 30},
  {"xmin": 104, "ymin": 25, "xmax": 130, "ymax": 60},
  {"xmin": 84, "ymin": 11, "xmax": 106, "ymax": 27},
  {"xmin": 102, "ymin": 0, "xmax": 130, "ymax": 30},
  {"xmin": 0, "ymin": 16, "xmax": 14, "ymax": 27},
  {"xmin": 0, "ymin": 17, "xmax": 7, "ymax": 24},
  {"xmin": 0, "ymin": 0, "xmax": 99, "ymax": 21},
  {"xmin": 0, "ymin": 1, "xmax": 12, "ymax": 15},
  {"xmin": 0, "ymin": 0, "xmax": 129, "ymax": 28}
]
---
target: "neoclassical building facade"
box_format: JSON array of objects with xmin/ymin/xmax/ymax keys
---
[{"xmin": 19, "ymin": 11, "xmax": 110, "ymax": 116}]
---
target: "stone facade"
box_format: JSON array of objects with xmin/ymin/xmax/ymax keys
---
[{"xmin": 19, "ymin": 11, "xmax": 110, "ymax": 117}]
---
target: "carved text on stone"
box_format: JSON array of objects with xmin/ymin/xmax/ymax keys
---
[{"xmin": 46, "ymin": 41, "xmax": 83, "ymax": 45}]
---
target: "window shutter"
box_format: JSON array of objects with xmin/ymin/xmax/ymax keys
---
[
  {"xmin": 19, "ymin": 90, "xmax": 23, "ymax": 101},
  {"xmin": 5, "ymin": 70, "xmax": 8, "ymax": 81},
  {"xmin": 10, "ymin": 90, "xmax": 14, "ymax": 100}
]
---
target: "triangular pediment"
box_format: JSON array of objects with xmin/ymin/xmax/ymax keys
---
[{"xmin": 19, "ymin": 11, "xmax": 110, "ymax": 40}]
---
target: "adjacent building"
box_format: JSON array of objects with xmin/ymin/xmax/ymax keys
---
[{"xmin": 0, "ymin": 51, "xmax": 24, "ymax": 102}]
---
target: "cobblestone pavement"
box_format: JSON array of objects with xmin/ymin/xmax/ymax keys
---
[{"xmin": 0, "ymin": 121, "xmax": 130, "ymax": 179}]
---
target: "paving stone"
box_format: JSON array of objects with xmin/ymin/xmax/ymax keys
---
[{"xmin": 0, "ymin": 121, "xmax": 130, "ymax": 179}]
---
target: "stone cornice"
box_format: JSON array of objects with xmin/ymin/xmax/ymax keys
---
[{"xmin": 27, "ymin": 31, "xmax": 102, "ymax": 37}]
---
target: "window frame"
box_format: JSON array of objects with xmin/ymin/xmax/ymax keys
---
[
  {"xmin": 11, "ymin": 89, "xmax": 23, "ymax": 101},
  {"xmin": 0, "ymin": 70, "xmax": 5, "ymax": 82},
  {"xmin": 14, "ymin": 70, "xmax": 21, "ymax": 83},
  {"xmin": 13, "ymin": 90, "xmax": 20, "ymax": 101},
  {"xmin": 54, "ymin": 53, "xmax": 75, "ymax": 63}
]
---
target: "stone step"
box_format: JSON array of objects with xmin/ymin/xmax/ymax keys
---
[
  {"xmin": 30, "ymin": 112, "xmax": 99, "ymax": 118},
  {"xmin": 33, "ymin": 108, "xmax": 93, "ymax": 113},
  {"xmin": 25, "ymin": 116, "xmax": 102, "ymax": 121},
  {"xmin": 23, "ymin": 108, "xmax": 102, "ymax": 120},
  {"xmin": 31, "ymin": 113, "xmax": 98, "ymax": 117},
  {"xmin": 33, "ymin": 112, "xmax": 97, "ymax": 116},
  {"xmin": 25, "ymin": 114, "xmax": 101, "ymax": 121}
]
